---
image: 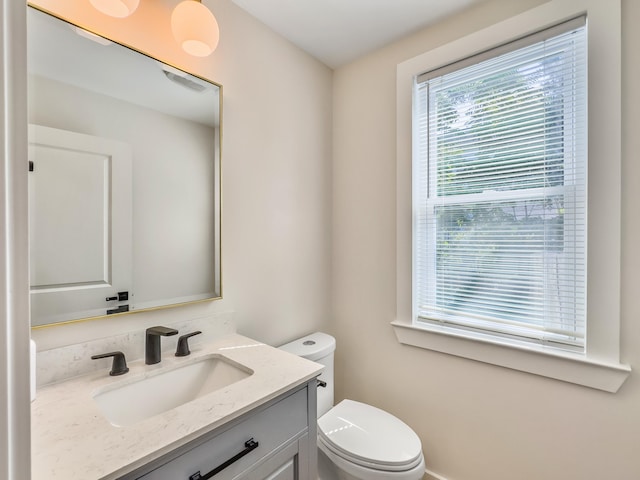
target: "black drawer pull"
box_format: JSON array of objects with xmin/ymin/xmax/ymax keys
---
[{"xmin": 188, "ymin": 438, "xmax": 259, "ymax": 480}]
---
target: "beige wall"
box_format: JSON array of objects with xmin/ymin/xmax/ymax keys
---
[
  {"xmin": 331, "ymin": 0, "xmax": 640, "ymax": 479},
  {"xmin": 30, "ymin": 0, "xmax": 333, "ymax": 350}
]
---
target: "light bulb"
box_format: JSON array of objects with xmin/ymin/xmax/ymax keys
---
[
  {"xmin": 171, "ymin": 0, "xmax": 220, "ymax": 57},
  {"xmin": 89, "ymin": 0, "xmax": 140, "ymax": 18}
]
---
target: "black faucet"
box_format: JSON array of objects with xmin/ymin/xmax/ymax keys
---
[{"xmin": 145, "ymin": 326, "xmax": 178, "ymax": 365}]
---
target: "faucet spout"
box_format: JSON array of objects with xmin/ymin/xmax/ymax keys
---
[{"xmin": 145, "ymin": 326, "xmax": 178, "ymax": 365}]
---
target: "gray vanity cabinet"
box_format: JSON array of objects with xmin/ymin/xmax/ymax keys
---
[{"xmin": 120, "ymin": 380, "xmax": 317, "ymax": 480}]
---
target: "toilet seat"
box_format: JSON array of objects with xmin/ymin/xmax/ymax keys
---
[{"xmin": 318, "ymin": 399, "xmax": 423, "ymax": 472}]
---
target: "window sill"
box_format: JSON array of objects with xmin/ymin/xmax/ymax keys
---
[{"xmin": 391, "ymin": 320, "xmax": 630, "ymax": 392}]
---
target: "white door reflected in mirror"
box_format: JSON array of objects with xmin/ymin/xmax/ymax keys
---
[{"xmin": 29, "ymin": 125, "xmax": 133, "ymax": 326}]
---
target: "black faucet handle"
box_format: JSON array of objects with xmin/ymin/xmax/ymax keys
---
[
  {"xmin": 175, "ymin": 331, "xmax": 202, "ymax": 357},
  {"xmin": 91, "ymin": 351, "xmax": 129, "ymax": 376},
  {"xmin": 146, "ymin": 326, "xmax": 179, "ymax": 336}
]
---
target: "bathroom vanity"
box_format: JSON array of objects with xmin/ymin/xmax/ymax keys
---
[{"xmin": 31, "ymin": 334, "xmax": 323, "ymax": 480}]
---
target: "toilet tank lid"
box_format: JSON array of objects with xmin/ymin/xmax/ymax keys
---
[{"xmin": 279, "ymin": 332, "xmax": 336, "ymax": 361}]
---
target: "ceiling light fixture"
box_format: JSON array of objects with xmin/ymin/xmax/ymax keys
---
[
  {"xmin": 89, "ymin": 0, "xmax": 139, "ymax": 18},
  {"xmin": 171, "ymin": 0, "xmax": 220, "ymax": 57}
]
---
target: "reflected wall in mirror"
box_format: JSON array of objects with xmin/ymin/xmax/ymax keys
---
[{"xmin": 27, "ymin": 6, "xmax": 222, "ymax": 327}]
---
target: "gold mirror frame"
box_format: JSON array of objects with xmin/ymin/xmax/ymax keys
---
[{"xmin": 28, "ymin": 4, "xmax": 223, "ymax": 329}]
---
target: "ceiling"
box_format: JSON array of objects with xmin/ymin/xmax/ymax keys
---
[{"xmin": 229, "ymin": 0, "xmax": 489, "ymax": 68}]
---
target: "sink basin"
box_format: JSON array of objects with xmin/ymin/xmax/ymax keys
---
[{"xmin": 92, "ymin": 355, "xmax": 253, "ymax": 427}]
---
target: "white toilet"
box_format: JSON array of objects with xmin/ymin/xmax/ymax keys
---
[{"xmin": 280, "ymin": 332, "xmax": 426, "ymax": 480}]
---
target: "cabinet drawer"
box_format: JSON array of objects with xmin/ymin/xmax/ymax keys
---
[{"xmin": 137, "ymin": 388, "xmax": 308, "ymax": 480}]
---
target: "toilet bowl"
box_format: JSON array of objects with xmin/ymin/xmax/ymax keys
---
[{"xmin": 279, "ymin": 332, "xmax": 425, "ymax": 480}]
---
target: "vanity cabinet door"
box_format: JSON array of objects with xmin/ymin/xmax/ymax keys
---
[
  {"xmin": 240, "ymin": 435, "xmax": 308, "ymax": 480},
  {"xmin": 263, "ymin": 459, "xmax": 295, "ymax": 480}
]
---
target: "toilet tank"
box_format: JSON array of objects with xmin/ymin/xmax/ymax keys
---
[{"xmin": 279, "ymin": 332, "xmax": 335, "ymax": 418}]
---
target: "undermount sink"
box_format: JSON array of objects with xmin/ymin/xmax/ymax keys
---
[{"xmin": 92, "ymin": 355, "xmax": 253, "ymax": 427}]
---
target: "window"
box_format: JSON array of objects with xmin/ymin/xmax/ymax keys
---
[
  {"xmin": 393, "ymin": 0, "xmax": 629, "ymax": 392},
  {"xmin": 414, "ymin": 19, "xmax": 586, "ymax": 352}
]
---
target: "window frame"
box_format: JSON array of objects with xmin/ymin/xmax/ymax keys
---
[
  {"xmin": 416, "ymin": 19, "xmax": 587, "ymax": 352},
  {"xmin": 393, "ymin": 0, "xmax": 630, "ymax": 392}
]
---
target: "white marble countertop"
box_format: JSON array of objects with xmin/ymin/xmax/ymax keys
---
[{"xmin": 32, "ymin": 334, "xmax": 323, "ymax": 480}]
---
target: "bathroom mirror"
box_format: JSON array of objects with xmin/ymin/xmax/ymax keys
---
[{"xmin": 27, "ymin": 6, "xmax": 222, "ymax": 327}]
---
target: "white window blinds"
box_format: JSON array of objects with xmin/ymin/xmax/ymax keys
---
[{"xmin": 414, "ymin": 18, "xmax": 586, "ymax": 351}]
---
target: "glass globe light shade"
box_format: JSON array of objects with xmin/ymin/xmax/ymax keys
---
[
  {"xmin": 171, "ymin": 0, "xmax": 220, "ymax": 57},
  {"xmin": 89, "ymin": 0, "xmax": 139, "ymax": 18}
]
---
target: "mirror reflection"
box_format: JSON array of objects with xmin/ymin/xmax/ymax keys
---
[{"xmin": 27, "ymin": 6, "xmax": 222, "ymax": 327}]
